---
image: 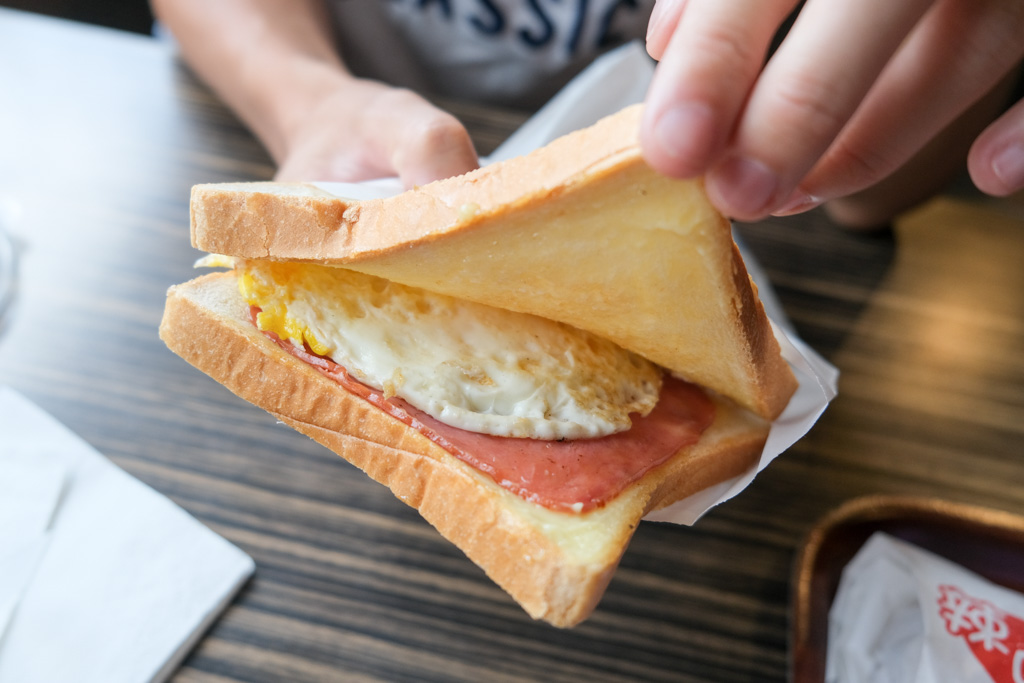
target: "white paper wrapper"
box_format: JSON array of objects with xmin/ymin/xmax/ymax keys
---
[
  {"xmin": 0, "ymin": 387, "xmax": 255, "ymax": 683},
  {"xmin": 828, "ymin": 532, "xmax": 1024, "ymax": 683},
  {"xmin": 313, "ymin": 41, "xmax": 839, "ymax": 525}
]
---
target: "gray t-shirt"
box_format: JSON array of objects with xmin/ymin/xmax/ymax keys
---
[{"xmin": 327, "ymin": 0, "xmax": 654, "ymax": 109}]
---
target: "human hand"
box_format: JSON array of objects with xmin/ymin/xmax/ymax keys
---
[
  {"xmin": 642, "ymin": 0, "xmax": 1024, "ymax": 222},
  {"xmin": 275, "ymin": 77, "xmax": 479, "ymax": 189}
]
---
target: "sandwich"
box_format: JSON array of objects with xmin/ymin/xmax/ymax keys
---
[{"xmin": 159, "ymin": 104, "xmax": 799, "ymax": 627}]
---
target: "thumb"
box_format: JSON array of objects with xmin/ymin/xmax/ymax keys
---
[{"xmin": 969, "ymin": 94, "xmax": 1024, "ymax": 197}]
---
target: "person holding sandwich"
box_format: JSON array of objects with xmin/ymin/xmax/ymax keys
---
[{"xmin": 151, "ymin": 0, "xmax": 1024, "ymax": 229}]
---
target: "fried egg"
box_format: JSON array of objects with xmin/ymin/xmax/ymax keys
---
[{"xmin": 233, "ymin": 259, "xmax": 662, "ymax": 440}]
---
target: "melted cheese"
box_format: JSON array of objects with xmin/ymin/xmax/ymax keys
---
[{"xmin": 236, "ymin": 260, "xmax": 662, "ymax": 440}]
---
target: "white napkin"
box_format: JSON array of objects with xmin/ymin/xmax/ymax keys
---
[
  {"xmin": 316, "ymin": 40, "xmax": 838, "ymax": 525},
  {"xmin": 828, "ymin": 532, "xmax": 1024, "ymax": 683},
  {"xmin": 0, "ymin": 387, "xmax": 255, "ymax": 683}
]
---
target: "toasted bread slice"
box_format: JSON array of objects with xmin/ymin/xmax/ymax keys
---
[
  {"xmin": 160, "ymin": 272, "xmax": 770, "ymax": 627},
  {"xmin": 189, "ymin": 105, "xmax": 797, "ymax": 420}
]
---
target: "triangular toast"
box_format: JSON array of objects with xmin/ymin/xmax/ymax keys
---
[{"xmin": 189, "ymin": 105, "xmax": 796, "ymax": 419}]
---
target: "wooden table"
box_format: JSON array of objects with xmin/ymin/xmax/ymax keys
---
[{"xmin": 2, "ymin": 8, "xmax": 1023, "ymax": 682}]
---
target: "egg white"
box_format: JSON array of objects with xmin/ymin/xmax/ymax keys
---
[{"xmin": 236, "ymin": 260, "xmax": 662, "ymax": 440}]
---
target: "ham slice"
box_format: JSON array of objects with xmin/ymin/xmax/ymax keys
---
[{"xmin": 253, "ymin": 307, "xmax": 716, "ymax": 512}]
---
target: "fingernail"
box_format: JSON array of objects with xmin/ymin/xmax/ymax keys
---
[
  {"xmin": 708, "ymin": 156, "xmax": 778, "ymax": 218},
  {"xmin": 992, "ymin": 141, "xmax": 1024, "ymax": 192},
  {"xmin": 773, "ymin": 189, "xmax": 823, "ymax": 216},
  {"xmin": 651, "ymin": 102, "xmax": 716, "ymax": 170}
]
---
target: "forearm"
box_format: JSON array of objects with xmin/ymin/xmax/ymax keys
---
[
  {"xmin": 153, "ymin": 0, "xmax": 478, "ymax": 186},
  {"xmin": 152, "ymin": 0, "xmax": 349, "ymax": 162}
]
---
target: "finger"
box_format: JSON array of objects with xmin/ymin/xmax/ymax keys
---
[
  {"xmin": 646, "ymin": 0, "xmax": 688, "ymax": 61},
  {"xmin": 640, "ymin": 0, "xmax": 797, "ymax": 179},
  {"xmin": 790, "ymin": 0, "xmax": 1024, "ymax": 208},
  {"xmin": 818, "ymin": 94, "xmax": 995, "ymax": 228},
  {"xmin": 703, "ymin": 0, "xmax": 935, "ymax": 220},
  {"xmin": 393, "ymin": 111, "xmax": 480, "ymax": 189},
  {"xmin": 363, "ymin": 88, "xmax": 479, "ymax": 188},
  {"xmin": 811, "ymin": 70, "xmax": 1021, "ymax": 227},
  {"xmin": 970, "ymin": 95, "xmax": 1024, "ymax": 196}
]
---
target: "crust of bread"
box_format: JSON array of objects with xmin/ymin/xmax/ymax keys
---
[
  {"xmin": 189, "ymin": 105, "xmax": 796, "ymax": 420},
  {"xmin": 160, "ymin": 272, "xmax": 770, "ymax": 627}
]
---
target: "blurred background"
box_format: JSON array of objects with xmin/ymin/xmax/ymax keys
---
[{"xmin": 0, "ymin": 0, "xmax": 153, "ymax": 34}]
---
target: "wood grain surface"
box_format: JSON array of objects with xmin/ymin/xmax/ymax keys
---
[{"xmin": 1, "ymin": 8, "xmax": 1023, "ymax": 682}]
